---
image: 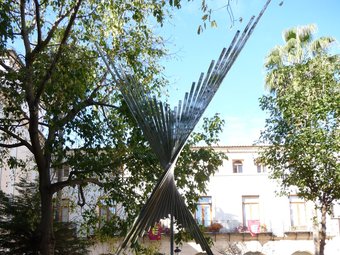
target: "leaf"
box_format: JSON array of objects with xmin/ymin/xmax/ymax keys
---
[
  {"xmin": 197, "ymin": 25, "xmax": 203, "ymax": 35},
  {"xmin": 211, "ymin": 20, "xmax": 217, "ymax": 28},
  {"xmin": 258, "ymin": 26, "xmax": 340, "ymax": 254}
]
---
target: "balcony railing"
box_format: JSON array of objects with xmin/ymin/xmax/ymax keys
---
[{"xmin": 197, "ymin": 219, "xmax": 315, "ymax": 235}]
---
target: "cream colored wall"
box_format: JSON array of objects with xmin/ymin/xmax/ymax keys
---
[
  {"xmin": 1, "ymin": 143, "xmax": 339, "ymax": 255},
  {"xmin": 204, "ymin": 146, "xmax": 316, "ymax": 236},
  {"xmin": 88, "ymin": 234, "xmax": 340, "ymax": 255},
  {"xmin": 0, "ymin": 146, "xmax": 35, "ymax": 196}
]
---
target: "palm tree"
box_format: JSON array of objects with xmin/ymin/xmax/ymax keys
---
[
  {"xmin": 261, "ymin": 24, "xmax": 339, "ymax": 255},
  {"xmin": 264, "ymin": 24, "xmax": 335, "ymax": 92}
]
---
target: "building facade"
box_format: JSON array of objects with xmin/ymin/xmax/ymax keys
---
[
  {"xmin": 72, "ymin": 145, "xmax": 340, "ymax": 254},
  {"xmin": 188, "ymin": 145, "xmax": 340, "ymax": 255},
  {"xmin": 1, "ymin": 145, "xmax": 340, "ymax": 254}
]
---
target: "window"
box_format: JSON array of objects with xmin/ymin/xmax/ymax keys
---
[
  {"xmin": 289, "ymin": 195, "xmax": 307, "ymax": 230},
  {"xmin": 98, "ymin": 200, "xmax": 116, "ymax": 227},
  {"xmin": 195, "ymin": 196, "xmax": 212, "ymax": 227},
  {"xmin": 331, "ymin": 203, "xmax": 340, "ymax": 218},
  {"xmin": 233, "ymin": 160, "xmax": 243, "ymax": 173},
  {"xmin": 54, "ymin": 199, "xmax": 69, "ymax": 222},
  {"xmin": 61, "ymin": 199, "xmax": 69, "ymax": 222},
  {"xmin": 242, "ymin": 196, "xmax": 260, "ymax": 226},
  {"xmin": 99, "ymin": 206, "xmax": 115, "ymax": 221},
  {"xmin": 256, "ymin": 164, "xmax": 267, "ymax": 173},
  {"xmin": 62, "ymin": 165, "xmax": 69, "ymax": 178},
  {"xmin": 53, "ymin": 165, "xmax": 70, "ymax": 180}
]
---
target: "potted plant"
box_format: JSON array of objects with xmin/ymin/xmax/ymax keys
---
[{"xmin": 208, "ymin": 222, "xmax": 223, "ymax": 233}]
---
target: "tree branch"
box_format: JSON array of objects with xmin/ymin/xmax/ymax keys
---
[
  {"xmin": 34, "ymin": 0, "xmax": 83, "ymax": 104},
  {"xmin": 54, "ymin": 93, "xmax": 118, "ymax": 134},
  {"xmin": 4, "ymin": 122, "xmax": 30, "ymax": 128},
  {"xmin": 31, "ymin": 5, "xmax": 73, "ymax": 56},
  {"xmin": 91, "ymin": 101, "xmax": 120, "ymax": 109},
  {"xmin": 20, "ymin": 0, "xmax": 31, "ymax": 55},
  {"xmin": 0, "ymin": 126, "xmax": 33, "ymax": 152},
  {"xmin": 51, "ymin": 177, "xmax": 104, "ymax": 194},
  {"xmin": 0, "ymin": 142, "xmax": 25, "ymax": 148},
  {"xmin": 33, "ymin": 0, "xmax": 42, "ymax": 44},
  {"xmin": 0, "ymin": 117, "xmax": 29, "ymax": 125},
  {"xmin": 77, "ymin": 185, "xmax": 85, "ymax": 207},
  {"xmin": 0, "ymin": 60, "xmax": 13, "ymax": 72}
]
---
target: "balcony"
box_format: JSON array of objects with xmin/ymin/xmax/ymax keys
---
[{"xmin": 202, "ymin": 220, "xmax": 315, "ymax": 242}]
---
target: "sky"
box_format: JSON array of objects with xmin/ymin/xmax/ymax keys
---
[{"xmin": 157, "ymin": 0, "xmax": 340, "ymax": 146}]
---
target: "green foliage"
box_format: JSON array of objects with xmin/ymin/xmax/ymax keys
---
[
  {"xmin": 0, "ymin": 1, "xmax": 13, "ymax": 50},
  {"xmin": 264, "ymin": 24, "xmax": 336, "ymax": 92},
  {"xmin": 0, "ymin": 0, "xmax": 228, "ymax": 253},
  {"xmin": 79, "ymin": 114, "xmax": 226, "ymax": 239},
  {"xmin": 0, "ymin": 179, "xmax": 90, "ymax": 254},
  {"xmin": 0, "ymin": 181, "xmax": 40, "ymax": 254},
  {"xmin": 259, "ymin": 25, "xmax": 340, "ymax": 212},
  {"xmin": 259, "ymin": 24, "xmax": 340, "ymax": 255},
  {"xmin": 176, "ymin": 114, "xmax": 227, "ymax": 211},
  {"xmin": 130, "ymin": 241, "xmax": 163, "ymax": 255}
]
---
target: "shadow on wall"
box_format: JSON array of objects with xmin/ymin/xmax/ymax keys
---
[
  {"xmin": 214, "ymin": 207, "xmax": 242, "ymax": 232},
  {"xmin": 291, "ymin": 252, "xmax": 313, "ymax": 255},
  {"xmin": 214, "ymin": 241, "xmax": 246, "ymax": 255},
  {"xmin": 244, "ymin": 252, "xmax": 266, "ymax": 255}
]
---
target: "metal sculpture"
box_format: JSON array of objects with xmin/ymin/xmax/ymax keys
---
[{"xmin": 97, "ymin": 1, "xmax": 271, "ymax": 254}]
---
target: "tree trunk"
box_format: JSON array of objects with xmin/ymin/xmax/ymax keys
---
[
  {"xmin": 55, "ymin": 166, "xmax": 63, "ymax": 222},
  {"xmin": 319, "ymin": 204, "xmax": 328, "ymax": 255},
  {"xmin": 313, "ymin": 208, "xmax": 320, "ymax": 255},
  {"xmin": 38, "ymin": 186, "xmax": 55, "ymax": 255}
]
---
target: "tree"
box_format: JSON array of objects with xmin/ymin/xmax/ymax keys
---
[
  {"xmin": 79, "ymin": 114, "xmax": 227, "ymax": 248},
  {"xmin": 0, "ymin": 1, "xmax": 227, "ymax": 254},
  {"xmin": 265, "ymin": 24, "xmax": 335, "ymax": 92},
  {"xmin": 0, "ymin": 178, "xmax": 90, "ymax": 254},
  {"xmin": 258, "ymin": 25, "xmax": 340, "ymax": 255}
]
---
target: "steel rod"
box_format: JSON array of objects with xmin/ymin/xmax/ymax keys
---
[
  {"xmin": 95, "ymin": 2, "xmax": 271, "ymax": 254},
  {"xmin": 170, "ymin": 214, "xmax": 174, "ymax": 255}
]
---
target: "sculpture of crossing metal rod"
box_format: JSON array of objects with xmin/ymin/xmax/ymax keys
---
[{"xmin": 97, "ymin": 1, "xmax": 271, "ymax": 254}]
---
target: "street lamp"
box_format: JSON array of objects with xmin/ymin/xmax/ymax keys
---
[{"xmin": 174, "ymin": 247, "xmax": 181, "ymax": 255}]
